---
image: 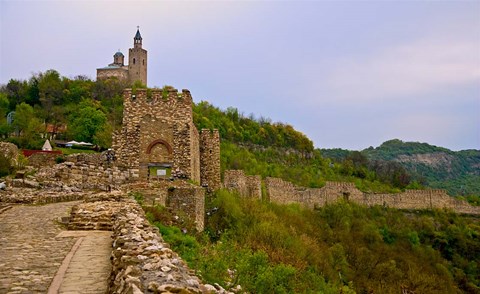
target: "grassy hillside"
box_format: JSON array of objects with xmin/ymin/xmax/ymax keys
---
[
  {"xmin": 193, "ymin": 102, "xmax": 405, "ymax": 193},
  {"xmin": 145, "ymin": 190, "xmax": 480, "ymax": 293}
]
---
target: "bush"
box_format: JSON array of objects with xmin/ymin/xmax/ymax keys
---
[
  {"xmin": 139, "ymin": 188, "xmax": 477, "ymax": 293},
  {"xmin": 0, "ymin": 153, "xmax": 13, "ymax": 177},
  {"xmin": 55, "ymin": 156, "xmax": 65, "ymax": 164}
]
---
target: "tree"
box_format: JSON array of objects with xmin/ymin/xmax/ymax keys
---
[
  {"xmin": 38, "ymin": 70, "xmax": 63, "ymax": 121},
  {"xmin": 26, "ymin": 75, "xmax": 40, "ymax": 106},
  {"xmin": 5, "ymin": 79, "xmax": 28, "ymax": 109},
  {"xmin": 93, "ymin": 123, "xmax": 113, "ymax": 149},
  {"xmin": 0, "ymin": 93, "xmax": 11, "ymax": 137},
  {"xmin": 67, "ymin": 100, "xmax": 107, "ymax": 143},
  {"xmin": 12, "ymin": 102, "xmax": 36, "ymax": 133},
  {"xmin": 11, "ymin": 102, "xmax": 43, "ymax": 148}
]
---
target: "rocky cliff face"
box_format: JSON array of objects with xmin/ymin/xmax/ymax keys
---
[
  {"xmin": 395, "ymin": 152, "xmax": 455, "ymax": 172},
  {"xmin": 364, "ymin": 140, "xmax": 480, "ymax": 196}
]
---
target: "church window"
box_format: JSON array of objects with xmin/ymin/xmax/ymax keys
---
[
  {"xmin": 143, "ymin": 59, "xmax": 145, "ymax": 65},
  {"xmin": 133, "ymin": 58, "xmax": 136, "ymax": 64}
]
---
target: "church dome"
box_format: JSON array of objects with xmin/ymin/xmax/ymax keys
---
[{"xmin": 114, "ymin": 51, "xmax": 124, "ymax": 57}]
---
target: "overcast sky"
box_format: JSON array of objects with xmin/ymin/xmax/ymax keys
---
[{"xmin": 1, "ymin": 0, "xmax": 479, "ymax": 151}]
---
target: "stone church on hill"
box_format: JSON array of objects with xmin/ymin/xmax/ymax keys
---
[{"xmin": 96, "ymin": 27, "xmax": 147, "ymax": 86}]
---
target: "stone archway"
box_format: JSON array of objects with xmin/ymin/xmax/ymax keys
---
[{"xmin": 146, "ymin": 139, "xmax": 173, "ymax": 163}]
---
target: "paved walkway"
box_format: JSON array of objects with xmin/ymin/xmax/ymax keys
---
[
  {"xmin": 51, "ymin": 231, "xmax": 112, "ymax": 294},
  {"xmin": 0, "ymin": 201, "xmax": 112, "ymax": 294}
]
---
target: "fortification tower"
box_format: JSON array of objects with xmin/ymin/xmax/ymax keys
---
[
  {"xmin": 128, "ymin": 27, "xmax": 148, "ymax": 86},
  {"xmin": 113, "ymin": 87, "xmax": 201, "ymax": 182}
]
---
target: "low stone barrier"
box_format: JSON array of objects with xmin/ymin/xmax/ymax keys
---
[
  {"xmin": 0, "ymin": 188, "xmax": 85, "ymax": 204},
  {"xmin": 109, "ymin": 202, "xmax": 213, "ymax": 293}
]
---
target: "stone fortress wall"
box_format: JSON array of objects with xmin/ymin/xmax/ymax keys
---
[
  {"xmin": 225, "ymin": 170, "xmax": 480, "ymax": 215},
  {"xmin": 6, "ymin": 150, "xmax": 208, "ymax": 231},
  {"xmin": 1, "ymin": 85, "xmax": 221, "ymax": 232},
  {"xmin": 200, "ymin": 129, "xmax": 221, "ymax": 192},
  {"xmin": 223, "ymin": 170, "xmax": 262, "ymax": 200}
]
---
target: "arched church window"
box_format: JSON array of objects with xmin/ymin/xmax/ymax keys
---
[{"xmin": 133, "ymin": 58, "xmax": 136, "ymax": 64}]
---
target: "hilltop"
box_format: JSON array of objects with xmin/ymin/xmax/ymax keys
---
[{"xmin": 322, "ymin": 139, "xmax": 480, "ymax": 197}]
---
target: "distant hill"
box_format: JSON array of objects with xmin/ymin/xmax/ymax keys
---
[{"xmin": 322, "ymin": 139, "xmax": 480, "ymax": 196}]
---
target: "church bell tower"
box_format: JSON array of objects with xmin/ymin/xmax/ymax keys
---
[{"xmin": 128, "ymin": 27, "xmax": 148, "ymax": 86}]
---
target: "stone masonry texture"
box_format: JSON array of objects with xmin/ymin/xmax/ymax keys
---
[
  {"xmin": 112, "ymin": 88, "xmax": 220, "ymax": 189},
  {"xmin": 224, "ymin": 170, "xmax": 480, "ymax": 214},
  {"xmin": 167, "ymin": 186, "xmax": 206, "ymax": 232},
  {"xmin": 262, "ymin": 176, "xmax": 480, "ymax": 214},
  {"xmin": 223, "ymin": 170, "xmax": 261, "ymax": 200},
  {"xmin": 113, "ymin": 88, "xmax": 200, "ymax": 181},
  {"xmin": 200, "ymin": 129, "xmax": 221, "ymax": 192}
]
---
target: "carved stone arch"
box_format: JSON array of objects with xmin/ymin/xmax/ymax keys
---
[{"xmin": 146, "ymin": 139, "xmax": 173, "ymax": 155}]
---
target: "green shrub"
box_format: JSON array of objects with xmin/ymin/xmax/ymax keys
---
[
  {"xmin": 0, "ymin": 153, "xmax": 12, "ymax": 177},
  {"xmin": 55, "ymin": 156, "xmax": 65, "ymax": 164},
  {"xmin": 139, "ymin": 189, "xmax": 478, "ymax": 293}
]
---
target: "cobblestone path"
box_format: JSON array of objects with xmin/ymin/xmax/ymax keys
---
[
  {"xmin": 50, "ymin": 231, "xmax": 112, "ymax": 294},
  {"xmin": 0, "ymin": 201, "xmax": 111, "ymax": 294}
]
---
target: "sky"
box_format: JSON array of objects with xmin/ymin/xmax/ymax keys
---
[{"xmin": 0, "ymin": 0, "xmax": 479, "ymax": 151}]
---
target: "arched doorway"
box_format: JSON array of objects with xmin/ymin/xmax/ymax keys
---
[{"xmin": 145, "ymin": 139, "xmax": 173, "ymax": 179}]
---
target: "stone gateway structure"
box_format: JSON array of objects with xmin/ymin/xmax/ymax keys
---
[
  {"xmin": 113, "ymin": 87, "xmax": 221, "ymax": 190},
  {"xmin": 96, "ymin": 28, "xmax": 148, "ymax": 86}
]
